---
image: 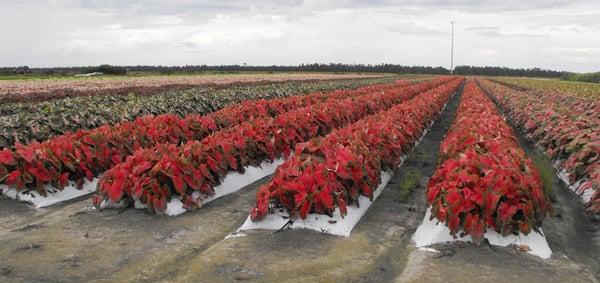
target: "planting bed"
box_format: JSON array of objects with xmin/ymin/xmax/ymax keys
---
[
  {"xmin": 413, "ymin": 81, "xmax": 552, "ymax": 258},
  {"xmin": 242, "ymin": 77, "xmax": 462, "ymax": 235},
  {"xmin": 478, "ymin": 78, "xmax": 599, "ymax": 216},
  {"xmin": 95, "ymin": 77, "xmax": 461, "ymax": 214},
  {"xmin": 0, "ymin": 80, "xmax": 412, "ymax": 207}
]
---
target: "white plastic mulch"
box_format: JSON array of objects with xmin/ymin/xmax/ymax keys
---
[
  {"xmin": 0, "ymin": 179, "xmax": 98, "ymax": 208},
  {"xmin": 162, "ymin": 158, "xmax": 285, "ymax": 216},
  {"xmin": 1, "ymin": 158, "xmax": 285, "ymax": 211},
  {"xmin": 236, "ymin": 94, "xmax": 455, "ymax": 237},
  {"xmin": 98, "ymin": 159, "xmax": 286, "ymax": 214},
  {"xmin": 556, "ymin": 167, "xmax": 594, "ymax": 204},
  {"xmin": 236, "ymin": 132, "xmax": 426, "ymax": 237},
  {"xmin": 237, "ymin": 169, "xmax": 395, "ymax": 237},
  {"xmin": 411, "ymin": 209, "xmax": 552, "ymax": 259}
]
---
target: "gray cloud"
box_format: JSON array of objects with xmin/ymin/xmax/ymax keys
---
[{"xmin": 0, "ymin": 0, "xmax": 599, "ymax": 72}]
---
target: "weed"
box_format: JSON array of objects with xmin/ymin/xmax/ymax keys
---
[{"xmin": 399, "ymin": 168, "xmax": 421, "ymax": 201}]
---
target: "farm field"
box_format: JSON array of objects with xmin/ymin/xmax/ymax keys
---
[
  {"xmin": 0, "ymin": 74, "xmax": 598, "ymax": 282},
  {"xmin": 493, "ymin": 76, "xmax": 600, "ymax": 99},
  {"xmin": 0, "ymin": 75, "xmax": 397, "ymax": 148},
  {"xmin": 0, "ymin": 72, "xmax": 385, "ymax": 103}
]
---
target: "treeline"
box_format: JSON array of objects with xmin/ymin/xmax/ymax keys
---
[
  {"xmin": 0, "ymin": 65, "xmax": 127, "ymax": 76},
  {"xmin": 561, "ymin": 72, "xmax": 600, "ymax": 83},
  {"xmin": 452, "ymin": 66, "xmax": 564, "ymax": 78},
  {"xmin": 0, "ymin": 64, "xmax": 448, "ymax": 76},
  {"xmin": 0, "ymin": 64, "xmax": 574, "ymax": 78}
]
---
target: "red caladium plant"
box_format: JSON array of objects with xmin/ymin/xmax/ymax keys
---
[
  {"xmin": 477, "ymin": 78, "xmax": 599, "ymax": 215},
  {"xmin": 96, "ymin": 77, "xmax": 463, "ymax": 213},
  {"xmin": 1, "ymin": 81, "xmax": 413, "ymax": 195},
  {"xmin": 250, "ymin": 77, "xmax": 464, "ymax": 221},
  {"xmin": 427, "ymin": 81, "xmax": 551, "ymax": 244}
]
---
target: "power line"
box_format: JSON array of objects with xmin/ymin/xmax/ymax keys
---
[{"xmin": 450, "ymin": 21, "xmax": 455, "ymax": 75}]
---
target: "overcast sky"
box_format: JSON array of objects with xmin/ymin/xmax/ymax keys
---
[{"xmin": 1, "ymin": 0, "xmax": 599, "ymax": 72}]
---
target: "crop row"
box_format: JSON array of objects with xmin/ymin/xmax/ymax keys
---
[
  {"xmin": 493, "ymin": 77, "xmax": 600, "ymax": 99},
  {"xmin": 477, "ymin": 78, "xmax": 599, "ymax": 215},
  {"xmin": 0, "ymin": 73, "xmax": 384, "ymax": 103},
  {"xmin": 0, "ymin": 80, "xmax": 416, "ymax": 194},
  {"xmin": 426, "ymin": 81, "xmax": 551, "ymax": 242},
  {"xmin": 0, "ymin": 78, "xmax": 398, "ymax": 149},
  {"xmin": 250, "ymin": 78, "xmax": 462, "ymax": 221},
  {"xmin": 94, "ymin": 77, "xmax": 462, "ymax": 213}
]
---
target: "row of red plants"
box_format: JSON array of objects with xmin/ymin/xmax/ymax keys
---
[
  {"xmin": 426, "ymin": 81, "xmax": 551, "ymax": 243},
  {"xmin": 94, "ymin": 78, "xmax": 463, "ymax": 213},
  {"xmin": 0, "ymin": 81, "xmax": 415, "ymax": 193},
  {"xmin": 477, "ymin": 78, "xmax": 599, "ymax": 215},
  {"xmin": 249, "ymin": 77, "xmax": 463, "ymax": 221}
]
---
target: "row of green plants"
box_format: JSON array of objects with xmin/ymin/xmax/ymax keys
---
[{"xmin": 493, "ymin": 77, "xmax": 600, "ymax": 99}]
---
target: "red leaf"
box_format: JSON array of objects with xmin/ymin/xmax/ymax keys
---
[
  {"xmin": 448, "ymin": 215, "xmax": 460, "ymax": 234},
  {"xmin": 27, "ymin": 164, "xmax": 52, "ymax": 183},
  {"xmin": 497, "ymin": 202, "xmax": 518, "ymax": 223},
  {"xmin": 299, "ymin": 200, "xmax": 310, "ymax": 219},
  {"xmin": 172, "ymin": 173, "xmax": 185, "ymax": 195},
  {"xmin": 0, "ymin": 149, "xmax": 15, "ymax": 165},
  {"xmin": 207, "ymin": 157, "xmax": 218, "ymax": 172},
  {"xmin": 16, "ymin": 145, "xmax": 35, "ymax": 163},
  {"xmin": 294, "ymin": 192, "xmax": 307, "ymax": 206},
  {"xmin": 6, "ymin": 170, "xmax": 20, "ymax": 186},
  {"xmin": 445, "ymin": 189, "xmax": 460, "ymax": 205},
  {"xmin": 111, "ymin": 154, "xmax": 122, "ymax": 165},
  {"xmin": 471, "ymin": 217, "xmax": 485, "ymax": 242},
  {"xmin": 152, "ymin": 196, "xmax": 167, "ymax": 213},
  {"xmin": 104, "ymin": 169, "xmax": 126, "ymax": 202},
  {"xmin": 58, "ymin": 172, "xmax": 69, "ymax": 187},
  {"xmin": 361, "ymin": 183, "xmax": 373, "ymax": 199},
  {"xmin": 318, "ymin": 189, "xmax": 334, "ymax": 210},
  {"xmin": 226, "ymin": 154, "xmax": 238, "ymax": 170},
  {"xmin": 132, "ymin": 161, "xmax": 152, "ymax": 175}
]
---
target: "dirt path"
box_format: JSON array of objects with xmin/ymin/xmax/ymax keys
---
[{"xmin": 0, "ymin": 84, "xmax": 598, "ymax": 282}]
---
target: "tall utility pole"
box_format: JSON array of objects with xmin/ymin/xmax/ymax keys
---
[{"xmin": 450, "ymin": 21, "xmax": 455, "ymax": 75}]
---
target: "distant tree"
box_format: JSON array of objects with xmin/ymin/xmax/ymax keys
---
[
  {"xmin": 14, "ymin": 66, "xmax": 31, "ymax": 75},
  {"xmin": 88, "ymin": 65, "xmax": 127, "ymax": 75},
  {"xmin": 562, "ymin": 72, "xmax": 600, "ymax": 83}
]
